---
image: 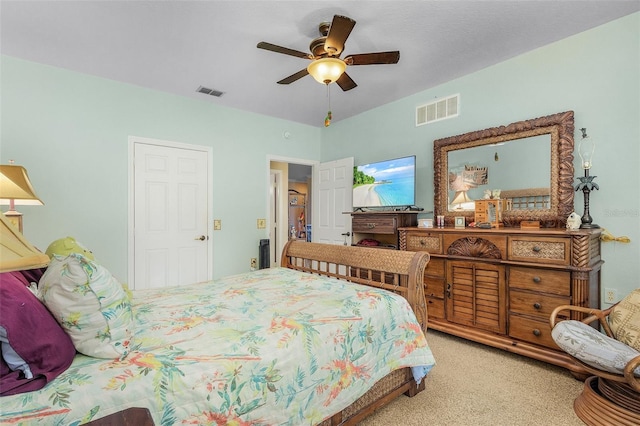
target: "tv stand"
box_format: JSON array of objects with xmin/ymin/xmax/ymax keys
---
[{"xmin": 349, "ymin": 211, "xmax": 418, "ymax": 249}]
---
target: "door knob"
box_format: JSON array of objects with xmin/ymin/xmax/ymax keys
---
[{"xmin": 195, "ymin": 235, "xmax": 206, "ymax": 241}]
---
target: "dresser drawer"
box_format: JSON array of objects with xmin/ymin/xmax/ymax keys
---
[
  {"xmin": 509, "ymin": 289, "xmax": 570, "ymax": 320},
  {"xmin": 425, "ymin": 276, "xmax": 445, "ymax": 299},
  {"xmin": 425, "ymin": 257, "xmax": 445, "ymax": 277},
  {"xmin": 508, "ymin": 236, "xmax": 570, "ymax": 265},
  {"xmin": 352, "ymin": 216, "xmax": 396, "ymax": 234},
  {"xmin": 424, "ymin": 258, "xmax": 445, "ymax": 298},
  {"xmin": 426, "ymin": 296, "xmax": 444, "ymax": 319},
  {"xmin": 509, "ymin": 314, "xmax": 560, "ymax": 350},
  {"xmin": 474, "ymin": 212, "xmax": 488, "ymax": 223},
  {"xmin": 508, "ymin": 266, "xmax": 571, "ymax": 296},
  {"xmin": 405, "ymin": 232, "xmax": 443, "ymax": 254}
]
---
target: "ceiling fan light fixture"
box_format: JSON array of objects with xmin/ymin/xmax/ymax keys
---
[{"xmin": 307, "ymin": 57, "xmax": 346, "ymax": 84}]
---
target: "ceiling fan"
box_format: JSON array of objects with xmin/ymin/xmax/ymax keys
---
[{"xmin": 257, "ymin": 15, "xmax": 400, "ymax": 91}]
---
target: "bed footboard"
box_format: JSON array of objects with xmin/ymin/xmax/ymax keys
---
[
  {"xmin": 281, "ymin": 240, "xmax": 430, "ymax": 333},
  {"xmin": 282, "ymin": 241, "xmax": 431, "ymax": 425}
]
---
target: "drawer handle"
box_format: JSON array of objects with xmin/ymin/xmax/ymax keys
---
[
  {"xmin": 532, "ymin": 246, "xmax": 541, "ymax": 253},
  {"xmin": 420, "ymin": 240, "xmax": 426, "ymax": 246},
  {"xmin": 532, "ymin": 276, "xmax": 541, "ymax": 284},
  {"xmin": 367, "ymin": 223, "xmax": 376, "ymax": 229},
  {"xmin": 532, "ymin": 329, "xmax": 541, "ymax": 337},
  {"xmin": 533, "ymin": 302, "xmax": 541, "ymax": 310}
]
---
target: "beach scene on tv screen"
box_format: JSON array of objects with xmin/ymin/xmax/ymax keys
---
[{"xmin": 353, "ymin": 157, "xmax": 415, "ymax": 208}]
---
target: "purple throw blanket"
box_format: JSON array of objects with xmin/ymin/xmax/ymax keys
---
[{"xmin": 0, "ymin": 268, "xmax": 76, "ymax": 396}]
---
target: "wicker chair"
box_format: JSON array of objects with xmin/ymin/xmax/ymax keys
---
[{"xmin": 550, "ymin": 292, "xmax": 640, "ymax": 426}]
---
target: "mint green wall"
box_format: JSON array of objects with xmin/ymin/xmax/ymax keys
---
[
  {"xmin": 1, "ymin": 56, "xmax": 321, "ymax": 280},
  {"xmin": 2, "ymin": 14, "xmax": 637, "ymax": 304},
  {"xmin": 322, "ymin": 13, "xmax": 640, "ymax": 304}
]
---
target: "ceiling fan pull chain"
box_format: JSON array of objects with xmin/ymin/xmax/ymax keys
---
[{"xmin": 325, "ymin": 84, "xmax": 332, "ymax": 127}]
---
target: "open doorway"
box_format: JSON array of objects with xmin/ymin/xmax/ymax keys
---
[
  {"xmin": 269, "ymin": 159, "xmax": 313, "ymax": 268},
  {"xmin": 287, "ymin": 163, "xmax": 312, "ymax": 241},
  {"xmin": 268, "ymin": 156, "xmax": 353, "ymax": 265}
]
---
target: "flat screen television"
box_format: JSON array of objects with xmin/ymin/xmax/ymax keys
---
[{"xmin": 353, "ymin": 155, "xmax": 416, "ymax": 209}]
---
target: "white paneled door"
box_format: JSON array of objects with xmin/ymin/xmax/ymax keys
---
[
  {"xmin": 132, "ymin": 140, "xmax": 211, "ymax": 289},
  {"xmin": 313, "ymin": 157, "xmax": 353, "ymax": 245}
]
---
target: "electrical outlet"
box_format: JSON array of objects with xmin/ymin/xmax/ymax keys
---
[
  {"xmin": 213, "ymin": 219, "xmax": 221, "ymax": 230},
  {"xmin": 250, "ymin": 258, "xmax": 257, "ymax": 270},
  {"xmin": 604, "ymin": 288, "xmax": 617, "ymax": 304},
  {"xmin": 257, "ymin": 219, "xmax": 266, "ymax": 229}
]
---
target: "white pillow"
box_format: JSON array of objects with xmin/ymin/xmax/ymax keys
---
[{"xmin": 39, "ymin": 253, "xmax": 133, "ymax": 359}]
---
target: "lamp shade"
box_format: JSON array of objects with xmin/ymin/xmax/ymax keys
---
[
  {"xmin": 0, "ymin": 212, "xmax": 49, "ymax": 272},
  {"xmin": 578, "ymin": 129, "xmax": 595, "ymax": 170},
  {"xmin": 451, "ymin": 190, "xmax": 472, "ymax": 207},
  {"xmin": 0, "ymin": 165, "xmax": 44, "ymax": 206},
  {"xmin": 307, "ymin": 57, "xmax": 346, "ymax": 84}
]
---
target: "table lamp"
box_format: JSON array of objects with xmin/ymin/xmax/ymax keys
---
[
  {"xmin": 451, "ymin": 190, "xmax": 472, "ymax": 210},
  {"xmin": 0, "ymin": 163, "xmax": 44, "ymax": 233},
  {"xmin": 575, "ymin": 128, "xmax": 599, "ymax": 229}
]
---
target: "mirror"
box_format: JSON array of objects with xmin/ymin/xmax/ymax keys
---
[
  {"xmin": 434, "ymin": 111, "xmax": 575, "ymax": 227},
  {"xmin": 447, "ymin": 133, "xmax": 551, "ymax": 210}
]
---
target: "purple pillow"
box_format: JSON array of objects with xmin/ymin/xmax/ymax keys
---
[{"xmin": 0, "ymin": 269, "xmax": 76, "ymax": 396}]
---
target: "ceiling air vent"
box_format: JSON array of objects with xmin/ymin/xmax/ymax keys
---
[
  {"xmin": 416, "ymin": 94, "xmax": 459, "ymax": 126},
  {"xmin": 196, "ymin": 86, "xmax": 224, "ymax": 97}
]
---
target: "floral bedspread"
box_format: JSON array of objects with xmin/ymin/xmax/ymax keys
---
[{"xmin": 0, "ymin": 267, "xmax": 435, "ymax": 425}]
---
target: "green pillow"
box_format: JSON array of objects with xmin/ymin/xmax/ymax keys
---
[{"xmin": 45, "ymin": 236, "xmax": 95, "ymax": 261}]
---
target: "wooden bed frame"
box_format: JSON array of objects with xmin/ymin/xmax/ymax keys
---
[
  {"xmin": 88, "ymin": 241, "xmax": 431, "ymax": 426},
  {"xmin": 282, "ymin": 241, "xmax": 430, "ymax": 425}
]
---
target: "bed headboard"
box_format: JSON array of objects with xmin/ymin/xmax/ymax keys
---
[
  {"xmin": 501, "ymin": 187, "xmax": 551, "ymax": 210},
  {"xmin": 281, "ymin": 241, "xmax": 430, "ymax": 332}
]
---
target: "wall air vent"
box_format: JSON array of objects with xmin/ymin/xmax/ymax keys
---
[
  {"xmin": 196, "ymin": 86, "xmax": 225, "ymax": 97},
  {"xmin": 416, "ymin": 94, "xmax": 459, "ymax": 126}
]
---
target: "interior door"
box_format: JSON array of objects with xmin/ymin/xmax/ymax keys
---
[
  {"xmin": 132, "ymin": 140, "xmax": 211, "ymax": 289},
  {"xmin": 313, "ymin": 157, "xmax": 354, "ymax": 245}
]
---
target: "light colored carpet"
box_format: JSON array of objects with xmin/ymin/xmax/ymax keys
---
[{"xmin": 360, "ymin": 330, "xmax": 585, "ymax": 426}]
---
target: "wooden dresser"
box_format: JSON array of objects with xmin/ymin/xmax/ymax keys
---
[{"xmin": 399, "ymin": 226, "xmax": 603, "ymax": 376}]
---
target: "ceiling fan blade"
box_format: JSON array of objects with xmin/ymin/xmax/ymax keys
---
[
  {"xmin": 324, "ymin": 15, "xmax": 356, "ymax": 56},
  {"xmin": 257, "ymin": 42, "xmax": 311, "ymax": 59},
  {"xmin": 277, "ymin": 69, "xmax": 309, "ymax": 85},
  {"xmin": 344, "ymin": 51, "xmax": 400, "ymax": 66},
  {"xmin": 336, "ymin": 72, "xmax": 357, "ymax": 91}
]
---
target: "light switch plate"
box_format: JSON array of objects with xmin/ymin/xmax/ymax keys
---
[
  {"xmin": 213, "ymin": 219, "xmax": 221, "ymax": 230},
  {"xmin": 257, "ymin": 219, "xmax": 266, "ymax": 229}
]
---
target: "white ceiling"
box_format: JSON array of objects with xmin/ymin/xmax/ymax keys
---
[{"xmin": 1, "ymin": 1, "xmax": 638, "ymax": 128}]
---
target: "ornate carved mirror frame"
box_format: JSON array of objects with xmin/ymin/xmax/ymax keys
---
[{"xmin": 433, "ymin": 111, "xmax": 575, "ymax": 227}]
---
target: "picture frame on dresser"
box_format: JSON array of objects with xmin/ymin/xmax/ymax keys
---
[{"xmin": 418, "ymin": 218, "xmax": 434, "ymax": 228}]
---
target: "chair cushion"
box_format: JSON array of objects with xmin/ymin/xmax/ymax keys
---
[
  {"xmin": 552, "ymin": 320, "xmax": 640, "ymax": 377},
  {"xmin": 609, "ymin": 288, "xmax": 640, "ymax": 351}
]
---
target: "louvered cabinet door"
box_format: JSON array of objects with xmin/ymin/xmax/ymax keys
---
[{"xmin": 445, "ymin": 261, "xmax": 507, "ymax": 334}]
